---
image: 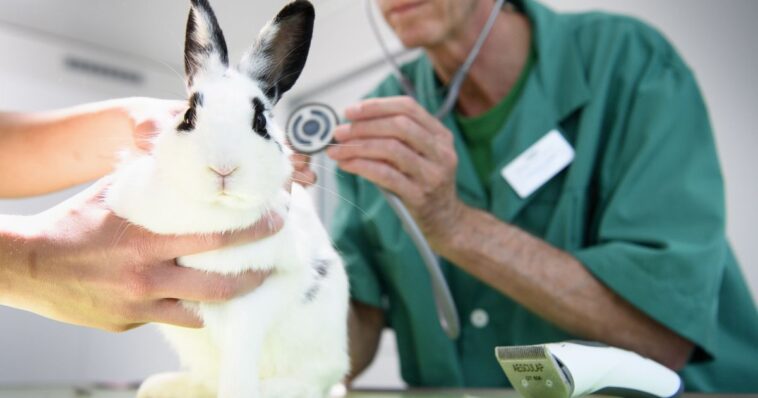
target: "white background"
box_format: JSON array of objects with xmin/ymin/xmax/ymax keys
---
[{"xmin": 0, "ymin": 0, "xmax": 755, "ymax": 389}]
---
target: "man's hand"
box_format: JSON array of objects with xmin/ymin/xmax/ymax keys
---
[
  {"xmin": 0, "ymin": 180, "xmax": 281, "ymax": 332},
  {"xmin": 118, "ymin": 97, "xmax": 186, "ymax": 152},
  {"xmin": 327, "ymin": 96, "xmax": 464, "ymax": 248}
]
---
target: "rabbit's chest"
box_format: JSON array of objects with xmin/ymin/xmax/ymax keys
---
[{"xmin": 177, "ymin": 222, "xmax": 299, "ymax": 274}]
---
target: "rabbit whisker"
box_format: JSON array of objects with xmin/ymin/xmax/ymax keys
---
[
  {"xmin": 289, "ymin": 178, "xmax": 367, "ymax": 217},
  {"xmin": 110, "ymin": 218, "xmax": 132, "ymax": 249},
  {"xmin": 292, "ymin": 162, "xmax": 332, "ymax": 172},
  {"xmin": 157, "ymin": 59, "xmax": 189, "ymax": 91}
]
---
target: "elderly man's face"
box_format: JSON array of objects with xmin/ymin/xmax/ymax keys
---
[{"xmin": 376, "ymin": 0, "xmax": 482, "ymax": 48}]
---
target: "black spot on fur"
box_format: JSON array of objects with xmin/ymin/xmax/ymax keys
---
[
  {"xmin": 314, "ymin": 259, "xmax": 330, "ymax": 278},
  {"xmin": 302, "ymin": 259, "xmax": 332, "ymax": 304},
  {"xmin": 177, "ymin": 92, "xmax": 203, "ymax": 132},
  {"xmin": 304, "ymin": 284, "xmax": 320, "ymax": 303},
  {"xmin": 252, "ymin": 97, "xmax": 270, "ymax": 140},
  {"xmin": 185, "ymin": 0, "xmax": 229, "ymax": 86}
]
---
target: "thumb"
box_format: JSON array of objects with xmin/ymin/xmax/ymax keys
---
[{"xmin": 134, "ymin": 120, "xmax": 159, "ymax": 152}]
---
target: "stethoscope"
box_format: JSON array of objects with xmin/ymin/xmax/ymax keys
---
[{"xmin": 286, "ymin": 0, "xmax": 506, "ymax": 340}]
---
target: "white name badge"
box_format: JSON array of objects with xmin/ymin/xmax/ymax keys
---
[{"xmin": 501, "ymin": 129, "xmax": 575, "ymax": 199}]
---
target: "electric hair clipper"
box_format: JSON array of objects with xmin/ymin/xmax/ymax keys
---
[{"xmin": 495, "ymin": 341, "xmax": 683, "ymax": 398}]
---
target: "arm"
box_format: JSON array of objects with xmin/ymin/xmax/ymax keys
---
[
  {"xmin": 347, "ymin": 300, "xmax": 385, "ymax": 382},
  {"xmin": 0, "ymin": 180, "xmax": 279, "ymax": 331},
  {"xmin": 328, "ymin": 97, "xmax": 693, "ymax": 370},
  {"xmin": 436, "ymin": 206, "xmax": 693, "ymax": 369},
  {"xmin": 0, "ymin": 98, "xmax": 182, "ymax": 198}
]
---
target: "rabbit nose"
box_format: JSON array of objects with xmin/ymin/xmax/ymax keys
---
[{"xmin": 209, "ymin": 166, "xmax": 238, "ymax": 177}]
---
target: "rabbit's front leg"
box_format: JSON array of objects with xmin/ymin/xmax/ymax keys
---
[
  {"xmin": 207, "ymin": 273, "xmax": 292, "ymax": 398},
  {"xmin": 137, "ymin": 372, "xmax": 215, "ymax": 398}
]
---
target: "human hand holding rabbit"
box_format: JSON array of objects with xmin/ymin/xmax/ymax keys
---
[
  {"xmin": 0, "ymin": 73, "xmax": 292, "ymax": 333},
  {"xmin": 0, "ymin": 178, "xmax": 282, "ymax": 332},
  {"xmin": 0, "ymin": 97, "xmax": 185, "ymax": 197}
]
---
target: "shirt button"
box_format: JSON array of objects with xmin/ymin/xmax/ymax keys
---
[{"xmin": 470, "ymin": 309, "xmax": 489, "ymax": 328}]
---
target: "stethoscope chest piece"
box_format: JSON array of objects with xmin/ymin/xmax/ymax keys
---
[{"xmin": 286, "ymin": 103, "xmax": 339, "ymax": 154}]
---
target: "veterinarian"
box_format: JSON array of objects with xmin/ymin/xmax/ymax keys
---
[
  {"xmin": 323, "ymin": 0, "xmax": 758, "ymax": 391},
  {"xmin": 0, "ymin": 98, "xmax": 277, "ymax": 331}
]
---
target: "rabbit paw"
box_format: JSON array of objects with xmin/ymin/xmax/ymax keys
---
[
  {"xmin": 261, "ymin": 378, "xmax": 324, "ymax": 398},
  {"xmin": 137, "ymin": 372, "xmax": 215, "ymax": 398}
]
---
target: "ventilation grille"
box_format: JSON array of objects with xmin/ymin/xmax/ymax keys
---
[{"xmin": 64, "ymin": 56, "xmax": 144, "ymax": 86}]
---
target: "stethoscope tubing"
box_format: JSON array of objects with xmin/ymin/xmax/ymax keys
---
[
  {"xmin": 287, "ymin": 0, "xmax": 506, "ymax": 340},
  {"xmin": 363, "ymin": 0, "xmax": 506, "ymax": 339}
]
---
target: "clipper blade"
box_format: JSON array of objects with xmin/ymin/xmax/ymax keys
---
[{"xmin": 495, "ymin": 345, "xmax": 573, "ymax": 398}]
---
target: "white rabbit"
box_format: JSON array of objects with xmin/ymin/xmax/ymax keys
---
[{"xmin": 105, "ymin": 1, "xmax": 349, "ymax": 397}]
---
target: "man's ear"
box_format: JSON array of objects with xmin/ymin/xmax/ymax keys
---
[
  {"xmin": 185, "ymin": 0, "xmax": 229, "ymax": 87},
  {"xmin": 238, "ymin": 0, "xmax": 315, "ymax": 104}
]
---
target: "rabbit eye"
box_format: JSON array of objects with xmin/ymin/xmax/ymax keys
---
[
  {"xmin": 253, "ymin": 111, "xmax": 268, "ymax": 138},
  {"xmin": 252, "ymin": 97, "xmax": 270, "ymax": 140}
]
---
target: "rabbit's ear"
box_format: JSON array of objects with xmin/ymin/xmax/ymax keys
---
[
  {"xmin": 185, "ymin": 0, "xmax": 229, "ymax": 87},
  {"xmin": 239, "ymin": 0, "xmax": 314, "ymax": 104}
]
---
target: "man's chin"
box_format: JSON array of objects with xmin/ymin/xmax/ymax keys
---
[{"xmin": 392, "ymin": 26, "xmax": 444, "ymax": 50}]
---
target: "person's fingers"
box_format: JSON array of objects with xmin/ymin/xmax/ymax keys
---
[
  {"xmin": 149, "ymin": 265, "xmax": 270, "ymax": 303},
  {"xmin": 147, "ymin": 299, "xmax": 203, "ymax": 328},
  {"xmin": 337, "ymin": 158, "xmax": 421, "ymax": 205},
  {"xmin": 151, "ymin": 213, "xmax": 284, "ymax": 259},
  {"xmin": 128, "ymin": 99, "xmax": 186, "ymax": 152},
  {"xmin": 328, "ymin": 138, "xmax": 433, "ymax": 182},
  {"xmin": 345, "ymin": 96, "xmax": 447, "ymax": 137},
  {"xmin": 134, "ymin": 120, "xmax": 159, "ymax": 152},
  {"xmin": 331, "ymin": 116, "xmax": 437, "ymax": 159}
]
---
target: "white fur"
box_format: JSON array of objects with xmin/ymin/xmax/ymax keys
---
[{"xmin": 106, "ymin": 40, "xmax": 348, "ymax": 398}]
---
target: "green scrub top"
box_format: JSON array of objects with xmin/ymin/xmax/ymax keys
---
[{"xmin": 331, "ymin": 0, "xmax": 758, "ymax": 392}]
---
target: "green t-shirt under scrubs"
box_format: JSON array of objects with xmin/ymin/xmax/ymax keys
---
[
  {"xmin": 331, "ymin": 0, "xmax": 758, "ymax": 392},
  {"xmin": 455, "ymin": 46, "xmax": 535, "ymax": 195}
]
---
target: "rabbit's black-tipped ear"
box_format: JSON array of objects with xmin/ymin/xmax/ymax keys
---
[
  {"xmin": 239, "ymin": 0, "xmax": 315, "ymax": 104},
  {"xmin": 185, "ymin": 0, "xmax": 229, "ymax": 87}
]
